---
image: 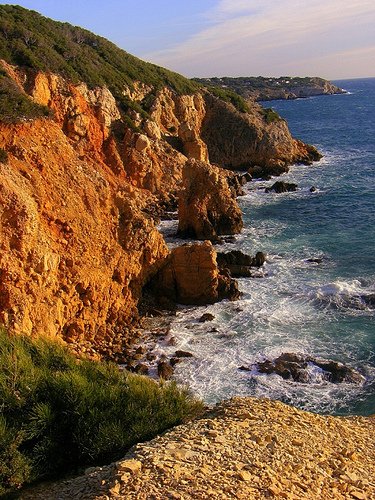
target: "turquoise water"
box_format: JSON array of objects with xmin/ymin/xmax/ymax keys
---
[{"xmin": 158, "ymin": 78, "xmax": 375, "ymax": 416}]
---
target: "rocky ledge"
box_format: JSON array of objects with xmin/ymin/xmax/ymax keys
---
[{"xmin": 19, "ymin": 397, "xmax": 375, "ymax": 500}]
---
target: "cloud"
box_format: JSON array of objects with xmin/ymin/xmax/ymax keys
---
[{"xmin": 142, "ymin": 0, "xmax": 375, "ymax": 78}]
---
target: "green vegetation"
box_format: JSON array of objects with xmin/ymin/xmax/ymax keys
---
[
  {"xmin": 0, "ymin": 328, "xmax": 203, "ymax": 496},
  {"xmin": 0, "ymin": 5, "xmax": 254, "ymax": 123},
  {"xmin": 0, "ymin": 4, "xmax": 199, "ymax": 123},
  {"xmin": 193, "ymin": 75, "xmax": 324, "ymax": 96},
  {"xmin": 0, "ymin": 147, "xmax": 9, "ymax": 163},
  {"xmin": 261, "ymin": 107, "xmax": 282, "ymax": 124},
  {"xmin": 206, "ymin": 85, "xmax": 251, "ymax": 113}
]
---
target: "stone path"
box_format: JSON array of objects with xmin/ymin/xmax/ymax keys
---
[{"xmin": 19, "ymin": 397, "xmax": 375, "ymax": 499}]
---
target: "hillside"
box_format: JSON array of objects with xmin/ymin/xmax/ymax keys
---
[{"xmin": 193, "ymin": 76, "xmax": 345, "ymax": 102}]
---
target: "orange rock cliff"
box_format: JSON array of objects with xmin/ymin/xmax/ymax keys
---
[{"xmin": 0, "ymin": 61, "xmax": 320, "ymax": 350}]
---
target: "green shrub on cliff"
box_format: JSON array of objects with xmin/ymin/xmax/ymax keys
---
[
  {"xmin": 0, "ymin": 328, "xmax": 203, "ymax": 496},
  {"xmin": 0, "ymin": 70, "xmax": 51, "ymax": 122},
  {"xmin": 261, "ymin": 107, "xmax": 282, "ymax": 124},
  {"xmin": 207, "ymin": 85, "xmax": 251, "ymax": 113}
]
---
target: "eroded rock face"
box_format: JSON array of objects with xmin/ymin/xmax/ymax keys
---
[
  {"xmin": 0, "ymin": 119, "xmax": 169, "ymax": 343},
  {"xmin": 177, "ymin": 159, "xmax": 244, "ymax": 241},
  {"xmin": 200, "ymin": 93, "xmax": 322, "ymax": 174},
  {"xmin": 146, "ymin": 241, "xmax": 240, "ymax": 306}
]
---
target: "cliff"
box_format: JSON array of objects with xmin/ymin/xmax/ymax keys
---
[{"xmin": 0, "ymin": 6, "xmax": 321, "ymax": 352}]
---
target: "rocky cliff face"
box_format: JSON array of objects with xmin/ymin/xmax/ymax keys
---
[
  {"xmin": 200, "ymin": 93, "xmax": 321, "ymax": 174},
  {"xmin": 0, "ymin": 61, "xmax": 321, "ymax": 349}
]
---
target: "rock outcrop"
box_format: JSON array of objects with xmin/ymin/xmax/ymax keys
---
[
  {"xmin": 246, "ymin": 353, "xmax": 366, "ymax": 385},
  {"xmin": 145, "ymin": 241, "xmax": 240, "ymax": 307},
  {"xmin": 0, "ymin": 118, "xmax": 168, "ymax": 344},
  {"xmin": 216, "ymin": 250, "xmax": 266, "ymax": 277},
  {"xmin": 177, "ymin": 159, "xmax": 244, "ymax": 241},
  {"xmin": 200, "ymin": 93, "xmax": 321, "ymax": 175}
]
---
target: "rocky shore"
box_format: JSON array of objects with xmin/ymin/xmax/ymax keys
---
[{"xmin": 19, "ymin": 397, "xmax": 375, "ymax": 500}]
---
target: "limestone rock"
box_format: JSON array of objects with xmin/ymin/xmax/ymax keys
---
[
  {"xmin": 177, "ymin": 159, "xmax": 243, "ymax": 241},
  {"xmin": 201, "ymin": 93, "xmax": 322, "ymax": 174},
  {"xmin": 146, "ymin": 241, "xmax": 240, "ymax": 306}
]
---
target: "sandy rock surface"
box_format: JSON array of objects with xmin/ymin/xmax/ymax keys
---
[{"xmin": 19, "ymin": 397, "xmax": 375, "ymax": 500}]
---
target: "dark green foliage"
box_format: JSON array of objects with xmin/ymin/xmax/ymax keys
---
[
  {"xmin": 0, "ymin": 148, "xmax": 8, "ymax": 163},
  {"xmin": 0, "ymin": 71, "xmax": 51, "ymax": 122},
  {"xmin": 193, "ymin": 75, "xmax": 324, "ymax": 95},
  {"xmin": 0, "ymin": 329, "xmax": 203, "ymax": 495},
  {"xmin": 261, "ymin": 107, "xmax": 282, "ymax": 124},
  {"xmin": 0, "ymin": 4, "xmax": 199, "ymax": 123},
  {"xmin": 0, "ymin": 5, "xmax": 255, "ymax": 125},
  {"xmin": 206, "ymin": 85, "xmax": 251, "ymax": 113}
]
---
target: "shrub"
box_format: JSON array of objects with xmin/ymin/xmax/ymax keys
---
[
  {"xmin": 0, "ymin": 328, "xmax": 203, "ymax": 495},
  {"xmin": 261, "ymin": 107, "xmax": 282, "ymax": 124},
  {"xmin": 207, "ymin": 86, "xmax": 251, "ymax": 113},
  {"xmin": 0, "ymin": 148, "xmax": 8, "ymax": 163}
]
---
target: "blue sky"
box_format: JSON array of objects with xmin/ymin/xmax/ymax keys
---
[{"xmin": 1, "ymin": 1, "xmax": 374, "ymax": 79}]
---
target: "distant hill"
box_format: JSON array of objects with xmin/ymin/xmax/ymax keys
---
[{"xmin": 192, "ymin": 76, "xmax": 345, "ymax": 102}]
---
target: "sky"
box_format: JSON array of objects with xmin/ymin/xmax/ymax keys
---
[{"xmin": 1, "ymin": 0, "xmax": 374, "ymax": 80}]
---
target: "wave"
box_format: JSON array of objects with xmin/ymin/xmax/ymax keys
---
[{"xmin": 308, "ymin": 279, "xmax": 375, "ymax": 312}]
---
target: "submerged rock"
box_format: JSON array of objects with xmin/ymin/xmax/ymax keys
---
[
  {"xmin": 216, "ymin": 250, "xmax": 266, "ymax": 277},
  {"xmin": 265, "ymin": 181, "xmax": 298, "ymax": 193},
  {"xmin": 361, "ymin": 294, "xmax": 375, "ymax": 308},
  {"xmin": 247, "ymin": 353, "xmax": 366, "ymax": 385}
]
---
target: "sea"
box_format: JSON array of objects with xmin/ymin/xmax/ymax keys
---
[{"xmin": 157, "ymin": 77, "xmax": 375, "ymax": 416}]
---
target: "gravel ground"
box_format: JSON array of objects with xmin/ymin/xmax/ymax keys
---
[{"xmin": 18, "ymin": 397, "xmax": 375, "ymax": 500}]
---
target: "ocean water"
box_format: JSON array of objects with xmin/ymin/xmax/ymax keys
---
[{"xmin": 157, "ymin": 78, "xmax": 375, "ymax": 416}]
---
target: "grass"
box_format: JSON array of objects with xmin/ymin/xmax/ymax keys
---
[{"xmin": 0, "ymin": 328, "xmax": 204, "ymax": 496}]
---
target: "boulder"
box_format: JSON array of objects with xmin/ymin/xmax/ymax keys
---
[
  {"xmin": 177, "ymin": 159, "xmax": 243, "ymax": 241},
  {"xmin": 146, "ymin": 241, "xmax": 240, "ymax": 307},
  {"xmin": 134, "ymin": 363, "xmax": 149, "ymax": 375},
  {"xmin": 265, "ymin": 181, "xmax": 298, "ymax": 193},
  {"xmin": 199, "ymin": 313, "xmax": 215, "ymax": 323},
  {"xmin": 216, "ymin": 250, "xmax": 266, "ymax": 277},
  {"xmin": 251, "ymin": 353, "xmax": 366, "ymax": 385},
  {"xmin": 175, "ymin": 350, "xmax": 194, "ymax": 358},
  {"xmin": 135, "ymin": 134, "xmax": 150, "ymax": 152},
  {"xmin": 157, "ymin": 361, "xmax": 174, "ymax": 380}
]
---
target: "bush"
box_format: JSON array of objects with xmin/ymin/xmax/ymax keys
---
[
  {"xmin": 207, "ymin": 86, "xmax": 251, "ymax": 113},
  {"xmin": 261, "ymin": 107, "xmax": 282, "ymax": 124},
  {"xmin": 0, "ymin": 329, "xmax": 203, "ymax": 495},
  {"xmin": 0, "ymin": 148, "xmax": 8, "ymax": 163}
]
